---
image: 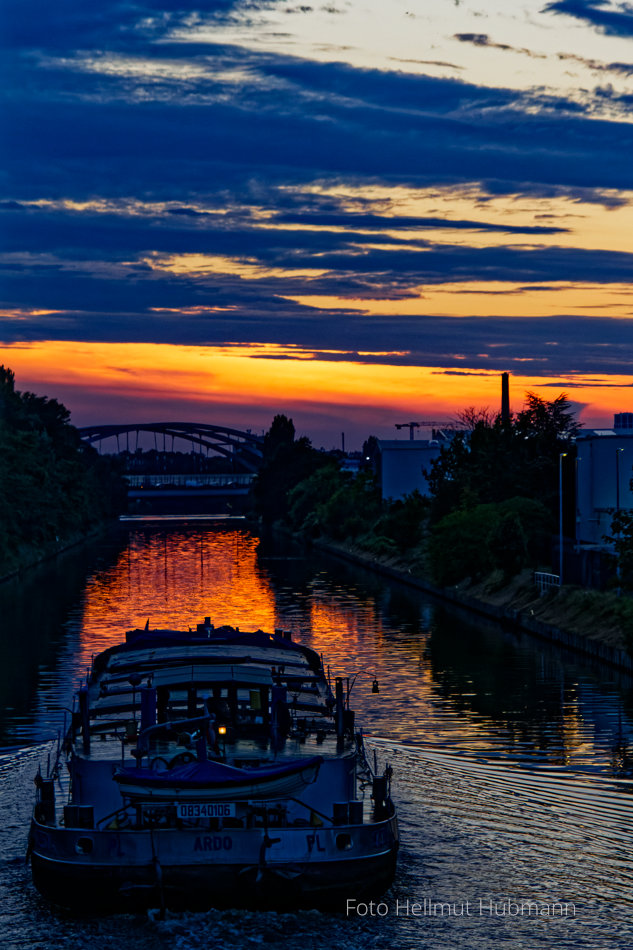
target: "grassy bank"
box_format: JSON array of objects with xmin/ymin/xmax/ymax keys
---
[
  {"xmin": 305, "ymin": 535, "xmax": 633, "ymax": 670},
  {"xmin": 451, "ymin": 570, "xmax": 633, "ymax": 653}
]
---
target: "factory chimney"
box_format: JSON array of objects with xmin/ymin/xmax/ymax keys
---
[{"xmin": 501, "ymin": 372, "xmax": 510, "ymax": 425}]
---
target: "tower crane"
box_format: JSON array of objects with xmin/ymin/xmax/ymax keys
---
[{"xmin": 394, "ymin": 421, "xmax": 452, "ymax": 440}]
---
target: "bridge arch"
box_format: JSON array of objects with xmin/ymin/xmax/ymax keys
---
[{"xmin": 79, "ymin": 422, "xmax": 264, "ymax": 473}]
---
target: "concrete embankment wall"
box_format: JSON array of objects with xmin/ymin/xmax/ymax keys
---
[
  {"xmin": 311, "ymin": 539, "xmax": 633, "ymax": 675},
  {"xmin": 0, "ymin": 522, "xmax": 115, "ymax": 585}
]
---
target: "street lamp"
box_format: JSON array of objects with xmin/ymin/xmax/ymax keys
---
[
  {"xmin": 616, "ymin": 447, "xmax": 624, "ymax": 595},
  {"xmin": 559, "ymin": 452, "xmax": 568, "ymax": 585},
  {"xmin": 574, "ymin": 455, "xmax": 582, "ymax": 552}
]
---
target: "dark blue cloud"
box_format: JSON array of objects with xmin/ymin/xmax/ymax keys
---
[
  {"xmin": 3, "ymin": 52, "xmax": 633, "ymax": 209},
  {"xmin": 273, "ymin": 211, "xmax": 569, "ymax": 235},
  {"xmin": 1, "ymin": 303, "xmax": 631, "ymax": 380},
  {"xmin": 0, "ymin": 205, "xmax": 435, "ymax": 261},
  {"xmin": 454, "ymin": 32, "xmax": 555, "ymax": 62},
  {"xmin": 260, "ymin": 243, "xmax": 633, "ymax": 285},
  {"xmin": 0, "ymin": 1, "xmax": 244, "ymax": 51},
  {"xmin": 544, "ymin": 1, "xmax": 633, "ymax": 38},
  {"xmin": 557, "ymin": 51, "xmax": 633, "ymax": 76},
  {"xmin": 1, "ymin": 1, "xmax": 633, "ymax": 389},
  {"xmin": 0, "ymin": 195, "xmax": 626, "ymax": 302}
]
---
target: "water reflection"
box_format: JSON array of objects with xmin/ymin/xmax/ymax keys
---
[
  {"xmin": 0, "ymin": 524, "xmax": 631, "ymax": 777},
  {"xmin": 76, "ymin": 527, "xmax": 277, "ymax": 667},
  {"xmin": 2, "ymin": 524, "xmax": 633, "ymax": 949},
  {"xmin": 0, "ymin": 531, "xmax": 127, "ymax": 746}
]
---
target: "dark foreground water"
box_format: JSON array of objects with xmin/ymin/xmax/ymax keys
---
[{"xmin": 1, "ymin": 521, "xmax": 632, "ymax": 949}]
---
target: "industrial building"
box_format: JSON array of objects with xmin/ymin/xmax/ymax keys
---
[
  {"xmin": 377, "ymin": 438, "xmax": 442, "ymax": 501},
  {"xmin": 575, "ymin": 416, "xmax": 633, "ymax": 548}
]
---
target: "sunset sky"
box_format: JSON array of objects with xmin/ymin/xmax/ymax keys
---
[{"xmin": 2, "ymin": 1, "xmax": 633, "ymax": 447}]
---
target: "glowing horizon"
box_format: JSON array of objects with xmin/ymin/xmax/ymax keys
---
[{"xmin": 0, "ymin": 339, "xmax": 627, "ymax": 449}]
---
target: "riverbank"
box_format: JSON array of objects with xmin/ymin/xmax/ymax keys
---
[
  {"xmin": 308, "ymin": 536, "xmax": 633, "ymax": 674},
  {"xmin": 0, "ymin": 521, "xmax": 117, "ymax": 585},
  {"xmin": 0, "ymin": 368, "xmax": 128, "ymax": 585}
]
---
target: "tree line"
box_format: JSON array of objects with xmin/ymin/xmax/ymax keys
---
[
  {"xmin": 0, "ymin": 367, "xmax": 126, "ymax": 577},
  {"xmin": 252, "ymin": 394, "xmax": 586, "ymax": 586}
]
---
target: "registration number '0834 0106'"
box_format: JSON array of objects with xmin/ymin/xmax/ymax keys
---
[{"xmin": 177, "ymin": 803, "xmax": 237, "ymax": 819}]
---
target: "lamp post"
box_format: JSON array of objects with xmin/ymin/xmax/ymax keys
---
[
  {"xmin": 574, "ymin": 455, "xmax": 582, "ymax": 553},
  {"xmin": 616, "ymin": 447, "xmax": 624, "ymax": 595},
  {"xmin": 559, "ymin": 452, "xmax": 567, "ymax": 585}
]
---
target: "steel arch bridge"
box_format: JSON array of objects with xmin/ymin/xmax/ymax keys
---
[{"xmin": 79, "ymin": 422, "xmax": 264, "ymax": 473}]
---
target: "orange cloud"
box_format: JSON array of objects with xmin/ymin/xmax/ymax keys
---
[{"xmin": 0, "ymin": 340, "xmax": 628, "ymax": 445}]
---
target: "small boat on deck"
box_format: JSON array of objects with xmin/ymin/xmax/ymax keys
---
[
  {"xmin": 114, "ymin": 756, "xmax": 324, "ymax": 802},
  {"xmin": 28, "ymin": 619, "xmax": 398, "ymax": 911}
]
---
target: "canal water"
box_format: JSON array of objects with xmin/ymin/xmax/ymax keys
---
[{"xmin": 0, "ymin": 521, "xmax": 632, "ymax": 949}]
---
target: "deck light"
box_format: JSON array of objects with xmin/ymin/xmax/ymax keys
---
[{"xmin": 346, "ymin": 670, "xmax": 380, "ymax": 704}]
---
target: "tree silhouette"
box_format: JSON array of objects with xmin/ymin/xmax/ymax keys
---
[
  {"xmin": 427, "ymin": 392, "xmax": 579, "ymax": 522},
  {"xmin": 0, "ymin": 367, "xmax": 126, "ymax": 575}
]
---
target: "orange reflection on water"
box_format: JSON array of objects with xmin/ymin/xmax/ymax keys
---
[
  {"xmin": 307, "ymin": 583, "xmax": 587, "ymax": 762},
  {"xmin": 74, "ymin": 528, "xmax": 277, "ymax": 671},
  {"xmin": 307, "ymin": 587, "xmax": 495, "ymax": 749},
  {"xmin": 309, "ymin": 598, "xmax": 374, "ymax": 649},
  {"xmin": 55, "ymin": 526, "xmax": 623, "ymax": 770}
]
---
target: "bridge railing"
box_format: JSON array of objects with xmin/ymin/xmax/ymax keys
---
[
  {"xmin": 533, "ymin": 571, "xmax": 561, "ymax": 595},
  {"xmin": 124, "ymin": 474, "xmax": 255, "ymax": 488}
]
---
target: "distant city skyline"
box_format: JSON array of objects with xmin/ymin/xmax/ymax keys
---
[{"xmin": 1, "ymin": 1, "xmax": 632, "ymax": 447}]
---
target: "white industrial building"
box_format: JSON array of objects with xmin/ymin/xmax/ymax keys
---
[
  {"xmin": 377, "ymin": 439, "xmax": 442, "ymax": 501},
  {"xmin": 575, "ymin": 414, "xmax": 633, "ymax": 547}
]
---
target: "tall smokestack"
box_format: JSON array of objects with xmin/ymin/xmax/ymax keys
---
[{"xmin": 501, "ymin": 372, "xmax": 510, "ymax": 424}]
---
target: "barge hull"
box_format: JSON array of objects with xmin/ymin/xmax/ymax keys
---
[{"xmin": 31, "ymin": 846, "xmax": 398, "ymax": 911}]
